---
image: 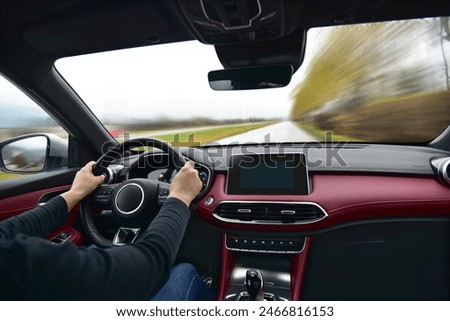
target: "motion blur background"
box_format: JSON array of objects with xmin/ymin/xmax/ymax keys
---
[{"xmin": 1, "ymin": 17, "xmax": 450, "ymax": 147}]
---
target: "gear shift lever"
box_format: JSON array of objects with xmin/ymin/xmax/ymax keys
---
[{"xmin": 245, "ymin": 269, "xmax": 265, "ymax": 301}]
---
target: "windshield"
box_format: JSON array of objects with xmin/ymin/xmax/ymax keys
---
[{"xmin": 56, "ymin": 16, "xmax": 450, "ymax": 146}]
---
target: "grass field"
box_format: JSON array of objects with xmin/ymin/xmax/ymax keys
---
[
  {"xmin": 0, "ymin": 171, "xmax": 23, "ymax": 181},
  {"xmin": 153, "ymin": 121, "xmax": 275, "ymax": 146}
]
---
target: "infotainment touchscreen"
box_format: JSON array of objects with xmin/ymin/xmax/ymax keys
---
[{"xmin": 227, "ymin": 153, "xmax": 309, "ymax": 195}]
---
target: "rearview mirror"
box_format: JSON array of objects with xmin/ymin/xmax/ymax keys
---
[{"xmin": 208, "ymin": 65, "xmax": 293, "ymax": 90}]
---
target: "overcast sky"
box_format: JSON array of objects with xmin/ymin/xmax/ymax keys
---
[
  {"xmin": 0, "ymin": 29, "xmax": 323, "ymax": 129},
  {"xmin": 55, "ymin": 35, "xmax": 318, "ymax": 124},
  {"xmin": 0, "ymin": 26, "xmax": 419, "ymax": 127}
]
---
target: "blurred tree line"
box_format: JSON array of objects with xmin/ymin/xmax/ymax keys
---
[
  {"xmin": 289, "ymin": 17, "xmax": 450, "ymax": 142},
  {"xmin": 290, "ymin": 17, "xmax": 450, "ymax": 119}
]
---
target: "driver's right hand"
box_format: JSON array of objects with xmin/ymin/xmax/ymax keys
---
[{"xmin": 168, "ymin": 161, "xmax": 202, "ymax": 207}]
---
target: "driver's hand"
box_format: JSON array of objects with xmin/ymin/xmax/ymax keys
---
[
  {"xmin": 168, "ymin": 161, "xmax": 202, "ymax": 207},
  {"xmin": 61, "ymin": 161, "xmax": 105, "ymax": 211}
]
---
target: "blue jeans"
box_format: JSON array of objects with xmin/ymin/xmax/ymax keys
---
[{"xmin": 151, "ymin": 263, "xmax": 212, "ymax": 301}]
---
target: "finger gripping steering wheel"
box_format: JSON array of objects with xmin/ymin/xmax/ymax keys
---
[{"xmin": 81, "ymin": 138, "xmax": 186, "ymax": 248}]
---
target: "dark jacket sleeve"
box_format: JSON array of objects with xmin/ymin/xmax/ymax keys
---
[
  {"xmin": 0, "ymin": 196, "xmax": 68, "ymax": 239},
  {"xmin": 0, "ymin": 197, "xmax": 190, "ymax": 300}
]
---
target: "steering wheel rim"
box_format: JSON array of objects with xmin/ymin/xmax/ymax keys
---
[
  {"xmin": 92, "ymin": 138, "xmax": 185, "ymax": 176},
  {"xmin": 81, "ymin": 138, "xmax": 186, "ymax": 248}
]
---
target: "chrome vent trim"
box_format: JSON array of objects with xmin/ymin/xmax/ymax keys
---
[
  {"xmin": 443, "ymin": 159, "xmax": 450, "ymax": 184},
  {"xmin": 213, "ymin": 201, "xmax": 328, "ymax": 225},
  {"xmin": 431, "ymin": 157, "xmax": 450, "ymax": 186}
]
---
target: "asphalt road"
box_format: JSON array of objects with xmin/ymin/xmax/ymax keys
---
[
  {"xmin": 216, "ymin": 120, "xmax": 318, "ymax": 145},
  {"xmin": 123, "ymin": 121, "xmax": 318, "ymax": 144}
]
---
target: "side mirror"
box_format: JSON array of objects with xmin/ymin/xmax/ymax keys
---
[{"xmin": 0, "ymin": 134, "xmax": 68, "ymax": 174}]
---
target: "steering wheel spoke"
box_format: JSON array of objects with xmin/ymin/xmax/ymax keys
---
[{"xmin": 112, "ymin": 227, "xmax": 141, "ymax": 246}]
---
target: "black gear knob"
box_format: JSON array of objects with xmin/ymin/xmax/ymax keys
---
[{"xmin": 245, "ymin": 269, "xmax": 265, "ymax": 301}]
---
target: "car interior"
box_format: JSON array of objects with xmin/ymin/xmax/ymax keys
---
[{"xmin": 1, "ymin": 0, "xmax": 450, "ymax": 301}]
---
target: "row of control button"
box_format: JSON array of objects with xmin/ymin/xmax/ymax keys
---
[
  {"xmin": 50, "ymin": 231, "xmax": 72, "ymax": 244},
  {"xmin": 94, "ymin": 185, "xmax": 117, "ymax": 205},
  {"xmin": 157, "ymin": 183, "xmax": 171, "ymax": 205},
  {"xmin": 226, "ymin": 234, "xmax": 305, "ymax": 253}
]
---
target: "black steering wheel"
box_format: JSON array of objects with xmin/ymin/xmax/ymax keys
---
[{"xmin": 80, "ymin": 138, "xmax": 186, "ymax": 248}]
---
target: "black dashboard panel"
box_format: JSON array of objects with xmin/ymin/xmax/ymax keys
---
[
  {"xmin": 189, "ymin": 144, "xmax": 450, "ymax": 175},
  {"xmin": 118, "ymin": 144, "xmax": 450, "ymax": 186},
  {"xmin": 115, "ymin": 144, "xmax": 450, "ymax": 205}
]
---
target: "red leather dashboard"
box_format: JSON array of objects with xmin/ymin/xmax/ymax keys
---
[{"xmin": 198, "ymin": 173, "xmax": 450, "ymax": 231}]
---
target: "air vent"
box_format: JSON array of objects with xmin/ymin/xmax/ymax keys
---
[
  {"xmin": 446, "ymin": 163, "xmax": 450, "ymax": 183},
  {"xmin": 213, "ymin": 202, "xmax": 327, "ymax": 224},
  {"xmin": 431, "ymin": 157, "xmax": 450, "ymax": 186}
]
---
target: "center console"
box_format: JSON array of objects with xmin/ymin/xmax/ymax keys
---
[
  {"xmin": 198, "ymin": 153, "xmax": 317, "ymax": 301},
  {"xmin": 219, "ymin": 234, "xmax": 311, "ymax": 301}
]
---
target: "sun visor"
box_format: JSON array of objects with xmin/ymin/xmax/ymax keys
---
[{"xmin": 23, "ymin": 2, "xmax": 187, "ymax": 57}]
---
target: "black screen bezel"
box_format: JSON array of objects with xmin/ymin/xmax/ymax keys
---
[{"xmin": 227, "ymin": 153, "xmax": 310, "ymax": 195}]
